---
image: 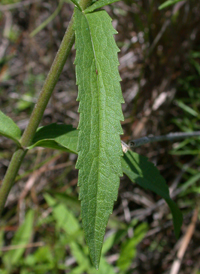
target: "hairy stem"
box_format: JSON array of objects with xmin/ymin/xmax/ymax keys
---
[{"xmin": 0, "ymin": 0, "xmax": 92, "ymax": 216}]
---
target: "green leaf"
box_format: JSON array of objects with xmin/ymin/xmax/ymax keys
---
[
  {"xmin": 69, "ymin": 242, "xmax": 92, "ymax": 272},
  {"xmin": 29, "ymin": 124, "xmax": 78, "ymax": 153},
  {"xmin": 179, "ymin": 172, "xmax": 200, "ymax": 195},
  {"xmin": 44, "ymin": 194, "xmax": 80, "ymax": 235},
  {"xmin": 97, "ymin": 257, "xmax": 116, "ymax": 274},
  {"xmin": 117, "ymin": 222, "xmax": 148, "ymax": 271},
  {"xmin": 23, "ymin": 246, "xmax": 55, "ymax": 269},
  {"xmin": 85, "ymin": 0, "xmax": 120, "ymax": 13},
  {"xmin": 3, "ymin": 210, "xmax": 34, "ymax": 271},
  {"xmin": 74, "ymin": 8, "xmax": 124, "ymax": 269},
  {"xmin": 35, "ymin": 127, "xmax": 182, "ymax": 238},
  {"xmin": 190, "ymin": 59, "xmax": 200, "ymax": 76},
  {"xmin": 0, "ymin": 110, "xmax": 21, "ymax": 146},
  {"xmin": 158, "ymin": 0, "xmax": 184, "ymax": 10},
  {"xmin": 44, "ymin": 194, "xmax": 93, "ymax": 273},
  {"xmin": 175, "ymin": 100, "xmax": 199, "ymax": 117},
  {"xmin": 33, "ymin": 127, "xmax": 182, "ymax": 239},
  {"xmin": 121, "ymin": 150, "xmax": 183, "ymax": 238}
]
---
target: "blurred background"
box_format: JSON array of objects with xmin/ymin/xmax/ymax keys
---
[{"xmin": 0, "ymin": 0, "xmax": 200, "ymax": 273}]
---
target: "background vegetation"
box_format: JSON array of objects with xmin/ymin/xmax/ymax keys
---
[{"xmin": 0, "ymin": 0, "xmax": 200, "ymax": 273}]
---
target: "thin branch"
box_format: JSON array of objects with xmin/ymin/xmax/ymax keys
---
[
  {"xmin": 129, "ymin": 131, "xmax": 200, "ymax": 149},
  {"xmin": 30, "ymin": 0, "xmax": 65, "ymax": 38}
]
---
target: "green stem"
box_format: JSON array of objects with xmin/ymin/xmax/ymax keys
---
[
  {"xmin": 0, "ymin": 149, "xmax": 27, "ymax": 216},
  {"xmin": 0, "ymin": 0, "xmax": 92, "ymax": 217}
]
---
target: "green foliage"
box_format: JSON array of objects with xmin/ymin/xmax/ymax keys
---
[
  {"xmin": 170, "ymin": 49, "xmax": 200, "ymax": 201},
  {"xmin": 44, "ymin": 193, "xmax": 80, "ymax": 235},
  {"xmin": 171, "ymin": 51, "xmax": 200, "ymax": 156},
  {"xmin": 2, "ymin": 210, "xmax": 34, "ymax": 272},
  {"xmin": 84, "ymin": 0, "xmax": 120, "ymax": 13},
  {"xmin": 0, "ymin": 194, "xmax": 148, "ymax": 273},
  {"xmin": 29, "ymin": 124, "xmax": 78, "ymax": 153},
  {"xmin": 70, "ymin": 0, "xmax": 82, "ymax": 10},
  {"xmin": 117, "ymin": 222, "xmax": 148, "ymax": 271},
  {"xmin": 158, "ymin": 0, "xmax": 184, "ymax": 10},
  {"xmin": 29, "ymin": 123, "xmax": 183, "ymax": 239},
  {"xmin": 0, "ymin": 110, "xmax": 21, "ymax": 146},
  {"xmin": 23, "ymin": 246, "xmax": 55, "ymax": 273},
  {"xmin": 175, "ymin": 100, "xmax": 199, "ymax": 118},
  {"xmin": 29, "ymin": 123, "xmax": 183, "ymax": 237},
  {"xmin": 122, "ymin": 150, "xmax": 183, "ymax": 238},
  {"xmin": 0, "ymin": 0, "xmax": 185, "ymax": 271},
  {"xmin": 179, "ymin": 172, "xmax": 200, "ymax": 197},
  {"xmin": 74, "ymin": 8, "xmax": 124, "ymax": 269}
]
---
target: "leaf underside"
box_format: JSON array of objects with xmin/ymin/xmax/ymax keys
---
[
  {"xmin": 74, "ymin": 8, "xmax": 124, "ymax": 269},
  {"xmin": 31, "ymin": 125, "xmax": 183, "ymax": 244}
]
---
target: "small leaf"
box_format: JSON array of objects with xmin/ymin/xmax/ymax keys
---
[
  {"xmin": 85, "ymin": 0, "xmax": 120, "ymax": 13},
  {"xmin": 121, "ymin": 150, "xmax": 183, "ymax": 238},
  {"xmin": 158, "ymin": 0, "xmax": 184, "ymax": 10},
  {"xmin": 0, "ymin": 110, "xmax": 21, "ymax": 146},
  {"xmin": 74, "ymin": 8, "xmax": 124, "ymax": 269},
  {"xmin": 29, "ymin": 123, "xmax": 78, "ymax": 153}
]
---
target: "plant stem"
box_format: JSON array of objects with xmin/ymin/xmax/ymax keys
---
[
  {"xmin": 0, "ymin": 149, "xmax": 27, "ymax": 216},
  {"xmin": 0, "ymin": 0, "xmax": 92, "ymax": 217},
  {"xmin": 20, "ymin": 21, "xmax": 75, "ymax": 147}
]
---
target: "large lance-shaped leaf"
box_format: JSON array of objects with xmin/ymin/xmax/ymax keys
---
[
  {"xmin": 74, "ymin": 8, "xmax": 124, "ymax": 269},
  {"xmin": 29, "ymin": 124, "xmax": 182, "ymax": 240}
]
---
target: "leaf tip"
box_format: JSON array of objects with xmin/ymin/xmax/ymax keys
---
[{"xmin": 90, "ymin": 253, "xmax": 100, "ymax": 270}]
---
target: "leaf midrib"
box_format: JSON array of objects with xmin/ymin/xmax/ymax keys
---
[{"xmin": 85, "ymin": 13, "xmax": 104, "ymax": 261}]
